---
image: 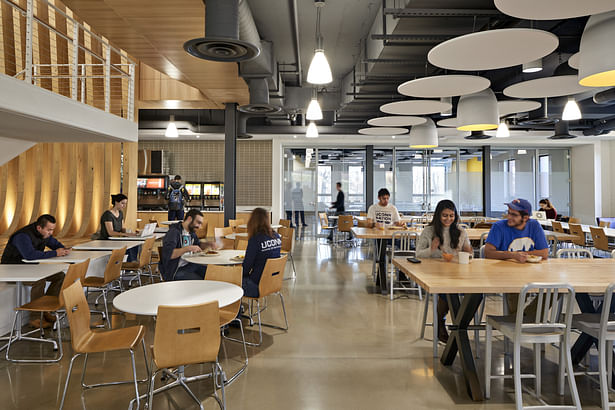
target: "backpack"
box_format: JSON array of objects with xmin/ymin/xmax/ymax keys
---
[{"xmin": 169, "ymin": 187, "xmax": 183, "ymax": 210}]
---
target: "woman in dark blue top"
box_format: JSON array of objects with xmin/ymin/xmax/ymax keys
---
[{"xmin": 242, "ymin": 208, "xmax": 281, "ymax": 297}]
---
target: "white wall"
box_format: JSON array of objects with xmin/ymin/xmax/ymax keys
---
[{"xmin": 571, "ymin": 144, "xmax": 599, "ymax": 224}]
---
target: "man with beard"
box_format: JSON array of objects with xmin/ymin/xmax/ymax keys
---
[
  {"xmin": 484, "ymin": 198, "xmax": 549, "ymax": 314},
  {"xmin": 160, "ymin": 209, "xmax": 216, "ymax": 280}
]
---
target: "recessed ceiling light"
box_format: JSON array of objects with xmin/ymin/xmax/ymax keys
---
[
  {"xmin": 195, "ymin": 135, "xmax": 200, "ymax": 138},
  {"xmin": 517, "ymin": 149, "xmax": 527, "ymax": 155}
]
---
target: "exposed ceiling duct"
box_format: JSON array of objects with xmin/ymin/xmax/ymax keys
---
[
  {"xmin": 593, "ymin": 88, "xmax": 615, "ymax": 104},
  {"xmin": 549, "ymin": 120, "xmax": 576, "ymax": 139},
  {"xmin": 516, "ymin": 98, "xmax": 556, "ymax": 126},
  {"xmin": 583, "ymin": 116, "xmax": 615, "ymax": 136},
  {"xmin": 237, "ymin": 114, "xmax": 254, "ymax": 139},
  {"xmin": 184, "ymin": 0, "xmax": 260, "ymax": 62},
  {"xmin": 239, "ymin": 78, "xmax": 281, "ymax": 114}
]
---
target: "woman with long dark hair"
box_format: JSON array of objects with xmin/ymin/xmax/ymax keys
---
[
  {"xmin": 416, "ymin": 199, "xmax": 472, "ymax": 343},
  {"xmin": 539, "ymin": 198, "xmax": 557, "ymax": 220},
  {"xmin": 242, "ymin": 208, "xmax": 282, "ymax": 297}
]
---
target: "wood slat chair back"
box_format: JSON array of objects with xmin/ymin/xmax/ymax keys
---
[
  {"xmin": 195, "ymin": 221, "xmax": 208, "ymax": 239},
  {"xmin": 590, "ymin": 226, "xmax": 611, "ymax": 252},
  {"xmin": 63, "ymin": 281, "xmax": 95, "ymax": 352},
  {"xmin": 568, "ymin": 224, "xmax": 588, "ymax": 247},
  {"xmin": 214, "ymin": 227, "xmax": 234, "ymax": 249},
  {"xmin": 228, "ymin": 219, "xmax": 245, "ymax": 233},
  {"xmin": 279, "ymin": 219, "xmax": 291, "ymax": 228},
  {"xmin": 551, "ymin": 221, "xmax": 565, "ymax": 233},
  {"xmin": 278, "ymin": 227, "xmax": 294, "ymax": 253},
  {"xmin": 338, "ymin": 215, "xmax": 354, "ymax": 233},
  {"xmin": 204, "ymin": 265, "xmax": 242, "ymax": 325},
  {"xmin": 257, "ymin": 255, "xmax": 288, "ymax": 297},
  {"xmin": 103, "ymin": 247, "xmax": 127, "ymax": 284},
  {"xmin": 137, "ymin": 237, "xmax": 156, "ymax": 268},
  {"xmin": 318, "ymin": 212, "xmax": 330, "ymax": 228},
  {"xmin": 235, "ymin": 239, "xmax": 248, "ymax": 250},
  {"xmin": 569, "ymin": 217, "xmax": 581, "ymax": 224},
  {"xmin": 58, "ymin": 259, "xmax": 90, "ymax": 307},
  {"xmin": 153, "ymin": 301, "xmax": 220, "ymax": 369},
  {"xmin": 600, "ymin": 220, "xmax": 611, "ymax": 228}
]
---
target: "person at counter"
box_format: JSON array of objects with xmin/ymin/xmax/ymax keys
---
[
  {"xmin": 99, "ymin": 193, "xmax": 138, "ymax": 261},
  {"xmin": 1, "ymin": 214, "xmax": 70, "ymax": 328},
  {"xmin": 367, "ymin": 188, "xmax": 404, "ymax": 294},
  {"xmin": 166, "ymin": 175, "xmax": 190, "ymax": 221},
  {"xmin": 242, "ymin": 207, "xmax": 281, "ymax": 297},
  {"xmin": 160, "ymin": 209, "xmax": 215, "ymax": 281},
  {"xmin": 416, "ymin": 200, "xmax": 472, "ymax": 343}
]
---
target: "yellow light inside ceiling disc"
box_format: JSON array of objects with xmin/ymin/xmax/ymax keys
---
[
  {"xmin": 579, "ymin": 70, "xmax": 615, "ymax": 87},
  {"xmin": 457, "ymin": 123, "xmax": 498, "ymax": 131},
  {"xmin": 410, "ymin": 144, "xmax": 438, "ymax": 149}
]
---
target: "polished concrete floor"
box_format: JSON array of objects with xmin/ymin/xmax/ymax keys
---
[{"xmin": 0, "ymin": 230, "xmax": 609, "ymax": 409}]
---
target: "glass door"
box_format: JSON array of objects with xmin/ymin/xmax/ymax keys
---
[
  {"xmin": 283, "ymin": 148, "xmax": 318, "ymax": 226},
  {"xmin": 317, "ymin": 149, "xmax": 365, "ymax": 213}
]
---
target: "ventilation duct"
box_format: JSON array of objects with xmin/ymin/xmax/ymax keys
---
[
  {"xmin": 238, "ymin": 78, "xmax": 281, "ymax": 114},
  {"xmin": 517, "ymin": 98, "xmax": 555, "ymax": 126},
  {"xmin": 583, "ymin": 117, "xmax": 615, "ymax": 136},
  {"xmin": 237, "ymin": 114, "xmax": 253, "ymax": 139},
  {"xmin": 549, "ymin": 120, "xmax": 576, "ymax": 139},
  {"xmin": 184, "ymin": 0, "xmax": 260, "ymax": 62},
  {"xmin": 593, "ymin": 88, "xmax": 615, "ymax": 104}
]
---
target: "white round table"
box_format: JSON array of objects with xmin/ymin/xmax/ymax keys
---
[
  {"xmin": 160, "ymin": 220, "xmax": 182, "ymax": 226},
  {"xmin": 112, "ymin": 280, "xmax": 243, "ymax": 316},
  {"xmin": 181, "ymin": 249, "xmax": 245, "ymax": 265},
  {"xmin": 225, "ymin": 232, "xmax": 248, "ymax": 240}
]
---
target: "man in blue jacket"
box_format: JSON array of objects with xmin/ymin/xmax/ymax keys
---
[{"xmin": 160, "ymin": 209, "xmax": 215, "ymax": 281}]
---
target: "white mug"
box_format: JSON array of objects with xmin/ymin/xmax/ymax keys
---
[{"xmin": 458, "ymin": 251, "xmax": 472, "ymax": 264}]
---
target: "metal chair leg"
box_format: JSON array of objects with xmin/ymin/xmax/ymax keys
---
[
  {"xmin": 129, "ymin": 348, "xmax": 140, "ymax": 410},
  {"xmin": 420, "ymin": 292, "xmax": 429, "ymax": 339},
  {"xmin": 60, "ymin": 353, "xmax": 82, "ymax": 410},
  {"xmin": 485, "ymin": 323, "xmax": 492, "ymax": 399}
]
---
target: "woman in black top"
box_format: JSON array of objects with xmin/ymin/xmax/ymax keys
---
[
  {"xmin": 100, "ymin": 194, "xmax": 138, "ymax": 260},
  {"xmin": 242, "ymin": 208, "xmax": 281, "ymax": 297}
]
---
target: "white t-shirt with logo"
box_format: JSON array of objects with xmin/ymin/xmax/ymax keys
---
[{"xmin": 367, "ymin": 203, "xmax": 401, "ymax": 226}]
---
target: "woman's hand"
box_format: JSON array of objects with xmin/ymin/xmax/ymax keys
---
[{"xmin": 431, "ymin": 237, "xmax": 440, "ymax": 251}]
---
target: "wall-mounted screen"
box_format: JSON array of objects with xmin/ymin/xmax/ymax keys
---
[{"xmin": 145, "ymin": 178, "xmax": 165, "ymax": 189}]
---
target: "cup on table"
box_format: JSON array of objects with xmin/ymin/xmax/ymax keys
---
[
  {"xmin": 376, "ymin": 222, "xmax": 385, "ymax": 230},
  {"xmin": 458, "ymin": 251, "xmax": 473, "ymax": 264}
]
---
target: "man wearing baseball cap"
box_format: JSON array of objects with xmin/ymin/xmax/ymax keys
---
[{"xmin": 484, "ymin": 198, "xmax": 549, "ymax": 314}]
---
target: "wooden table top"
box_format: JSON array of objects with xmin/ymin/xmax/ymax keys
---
[
  {"xmin": 465, "ymin": 228, "xmax": 577, "ymax": 242},
  {"xmin": 392, "ymin": 257, "xmax": 615, "ymax": 294},
  {"xmin": 351, "ymin": 226, "xmax": 420, "ymax": 239}
]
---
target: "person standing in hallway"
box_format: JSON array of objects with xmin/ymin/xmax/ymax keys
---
[
  {"xmin": 284, "ymin": 182, "xmax": 294, "ymax": 227},
  {"xmin": 166, "ymin": 175, "xmax": 190, "ymax": 221},
  {"xmin": 367, "ymin": 188, "xmax": 404, "ymax": 293},
  {"xmin": 292, "ymin": 182, "xmax": 308, "ymax": 227},
  {"xmin": 1, "ymin": 214, "xmax": 70, "ymax": 328},
  {"xmin": 416, "ymin": 200, "xmax": 472, "ymax": 343},
  {"xmin": 327, "ymin": 182, "xmax": 345, "ymax": 241}
]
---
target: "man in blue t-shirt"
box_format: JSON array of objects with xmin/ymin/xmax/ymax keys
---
[{"xmin": 485, "ymin": 198, "xmax": 549, "ymax": 315}]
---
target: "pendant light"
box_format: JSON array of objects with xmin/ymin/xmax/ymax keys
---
[
  {"xmin": 579, "ymin": 10, "xmax": 615, "ymax": 87},
  {"xmin": 440, "ymin": 97, "xmax": 453, "ymax": 116},
  {"xmin": 165, "ymin": 115, "xmax": 178, "ymax": 138},
  {"xmin": 562, "ymin": 98, "xmax": 582, "ymax": 121},
  {"xmin": 306, "ymin": 122, "xmax": 319, "ymax": 138},
  {"xmin": 307, "ymin": 1, "xmax": 333, "ymax": 85},
  {"xmin": 456, "ymin": 88, "xmax": 499, "ymax": 131},
  {"xmin": 522, "ymin": 58, "xmax": 543, "ymax": 73},
  {"xmin": 306, "ymin": 91, "xmax": 323, "ymax": 120},
  {"xmin": 496, "ymin": 120, "xmax": 510, "ymax": 138},
  {"xmin": 409, "ymin": 118, "xmax": 438, "ymax": 148}
]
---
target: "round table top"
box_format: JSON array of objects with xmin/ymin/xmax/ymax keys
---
[
  {"xmin": 225, "ymin": 232, "xmax": 249, "ymax": 240},
  {"xmin": 112, "ymin": 280, "xmax": 243, "ymax": 316},
  {"xmin": 181, "ymin": 249, "xmax": 245, "ymax": 265},
  {"xmin": 237, "ymin": 224, "xmax": 282, "ymax": 230},
  {"xmin": 160, "ymin": 220, "xmax": 182, "ymax": 225}
]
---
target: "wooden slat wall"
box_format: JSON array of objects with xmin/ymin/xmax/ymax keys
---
[{"xmin": 0, "ymin": 142, "xmax": 138, "ymax": 240}]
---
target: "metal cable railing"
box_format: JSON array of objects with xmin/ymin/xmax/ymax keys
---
[{"xmin": 0, "ymin": 0, "xmax": 135, "ymax": 120}]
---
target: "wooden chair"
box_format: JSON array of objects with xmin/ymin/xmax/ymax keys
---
[
  {"xmin": 148, "ymin": 301, "xmax": 226, "ymax": 410},
  {"xmin": 590, "ymin": 226, "xmax": 615, "ymax": 254},
  {"xmin": 121, "ymin": 237, "xmax": 156, "ymax": 286},
  {"xmin": 195, "ymin": 220, "xmax": 208, "ymax": 239},
  {"xmin": 59, "ymin": 281, "xmax": 148, "ymax": 410},
  {"xmin": 215, "ymin": 227, "xmax": 234, "ymax": 249},
  {"xmin": 156, "ymin": 246, "xmax": 165, "ymax": 281},
  {"xmin": 569, "ymin": 217, "xmax": 581, "ymax": 224},
  {"xmin": 599, "ymin": 220, "xmax": 611, "ymax": 228},
  {"xmin": 82, "ymin": 247, "xmax": 127, "ymax": 328},
  {"xmin": 278, "ymin": 227, "xmax": 296, "ymax": 278},
  {"xmin": 228, "ymin": 219, "xmax": 245, "ymax": 233},
  {"xmin": 359, "ymin": 212, "xmax": 367, "ymax": 217},
  {"xmin": 235, "ymin": 239, "xmax": 248, "ymax": 250},
  {"xmin": 569, "ymin": 223, "xmax": 590, "ymax": 248},
  {"xmin": 205, "ymin": 265, "xmax": 247, "ymax": 385},
  {"xmin": 551, "ymin": 221, "xmax": 565, "ymax": 233},
  {"xmin": 279, "ymin": 219, "xmax": 291, "ymax": 228},
  {"xmin": 243, "ymin": 255, "xmax": 289, "ymax": 346},
  {"xmin": 318, "ymin": 212, "xmax": 335, "ymax": 241},
  {"xmin": 6, "ymin": 259, "xmax": 90, "ymax": 363},
  {"xmin": 336, "ymin": 215, "xmax": 355, "ymax": 246}
]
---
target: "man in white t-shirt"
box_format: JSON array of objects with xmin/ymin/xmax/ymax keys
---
[{"xmin": 367, "ymin": 188, "xmax": 404, "ymax": 294}]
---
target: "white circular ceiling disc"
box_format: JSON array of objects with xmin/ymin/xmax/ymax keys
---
[
  {"xmin": 367, "ymin": 116, "xmax": 427, "ymax": 127},
  {"xmin": 568, "ymin": 52, "xmax": 580, "ymax": 69},
  {"xmin": 358, "ymin": 127, "xmax": 409, "ymax": 136},
  {"xmin": 380, "ymin": 100, "xmax": 452, "ymax": 115},
  {"xmin": 495, "ymin": 0, "xmax": 615, "ymax": 20},
  {"xmin": 498, "ymin": 100, "xmax": 542, "ymax": 117},
  {"xmin": 437, "ymin": 118, "xmax": 459, "ymax": 128},
  {"xmin": 427, "ymin": 29, "xmax": 559, "ymax": 71},
  {"xmin": 397, "ymin": 75, "xmax": 491, "ymax": 98},
  {"xmin": 503, "ymin": 76, "xmax": 590, "ymax": 98}
]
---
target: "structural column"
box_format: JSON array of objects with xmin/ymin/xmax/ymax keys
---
[
  {"xmin": 224, "ymin": 103, "xmax": 237, "ymax": 224},
  {"xmin": 366, "ymin": 145, "xmax": 374, "ymax": 210},
  {"xmin": 482, "ymin": 145, "xmax": 491, "ymax": 216}
]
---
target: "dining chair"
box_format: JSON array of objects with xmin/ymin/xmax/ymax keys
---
[
  {"xmin": 195, "ymin": 220, "xmax": 209, "ymax": 239},
  {"xmin": 389, "ymin": 231, "xmax": 420, "ymax": 301},
  {"xmin": 204, "ymin": 265, "xmax": 248, "ymax": 385},
  {"xmin": 215, "ymin": 227, "xmax": 234, "ymax": 249},
  {"xmin": 6, "ymin": 259, "xmax": 90, "ymax": 363},
  {"xmin": 155, "ymin": 246, "xmax": 165, "ymax": 282},
  {"xmin": 479, "ymin": 231, "xmax": 490, "ymax": 248},
  {"xmin": 545, "ymin": 234, "xmax": 560, "ymax": 258},
  {"xmin": 59, "ymin": 281, "xmax": 148, "ymax": 410},
  {"xmin": 556, "ymin": 248, "xmax": 593, "ymax": 259},
  {"xmin": 148, "ymin": 301, "xmax": 226, "ymax": 410},
  {"xmin": 235, "ymin": 238, "xmax": 248, "ymax": 250},
  {"xmin": 242, "ymin": 255, "xmax": 289, "ymax": 346},
  {"xmin": 336, "ymin": 215, "xmax": 354, "ymax": 247},
  {"xmin": 599, "ymin": 220, "xmax": 610, "ymax": 228},
  {"xmin": 551, "ymin": 221, "xmax": 565, "ymax": 233},
  {"xmin": 228, "ymin": 219, "xmax": 244, "ymax": 233},
  {"xmin": 318, "ymin": 212, "xmax": 334, "ymax": 242},
  {"xmin": 590, "ymin": 226, "xmax": 615, "ymax": 256},
  {"xmin": 569, "ymin": 224, "xmax": 591, "ymax": 249},
  {"xmin": 121, "ymin": 237, "xmax": 156, "ymax": 285},
  {"xmin": 571, "ymin": 283, "xmax": 615, "ymax": 410},
  {"xmin": 279, "ymin": 219, "xmax": 291, "ymax": 228},
  {"xmin": 485, "ymin": 283, "xmax": 580, "ymax": 410},
  {"xmin": 82, "ymin": 247, "xmax": 126, "ymax": 328},
  {"xmin": 278, "ymin": 226, "xmax": 297, "ymax": 278},
  {"xmin": 569, "ymin": 217, "xmax": 581, "ymax": 224}
]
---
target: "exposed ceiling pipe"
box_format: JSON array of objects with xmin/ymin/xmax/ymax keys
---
[
  {"xmin": 549, "ymin": 120, "xmax": 576, "ymax": 139},
  {"xmin": 184, "ymin": 0, "xmax": 259, "ymax": 62},
  {"xmin": 583, "ymin": 117, "xmax": 615, "ymax": 136},
  {"xmin": 593, "ymin": 88, "xmax": 615, "ymax": 104},
  {"xmin": 289, "ymin": 0, "xmax": 302, "ymax": 86},
  {"xmin": 383, "ymin": 8, "xmax": 503, "ymax": 17},
  {"xmin": 239, "ymin": 78, "xmax": 281, "ymax": 114}
]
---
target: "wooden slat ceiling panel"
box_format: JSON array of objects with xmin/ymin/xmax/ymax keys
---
[{"xmin": 61, "ymin": 0, "xmax": 248, "ymax": 107}]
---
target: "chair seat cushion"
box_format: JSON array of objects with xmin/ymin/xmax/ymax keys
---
[
  {"xmin": 82, "ymin": 276, "xmax": 105, "ymax": 287},
  {"xmin": 487, "ymin": 314, "xmax": 565, "ymax": 342},
  {"xmin": 76, "ymin": 325, "xmax": 145, "ymax": 353},
  {"xmin": 17, "ymin": 295, "xmax": 61, "ymax": 312},
  {"xmin": 572, "ymin": 313, "xmax": 615, "ymax": 339}
]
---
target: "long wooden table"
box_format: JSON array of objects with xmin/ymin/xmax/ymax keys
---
[
  {"xmin": 466, "ymin": 228, "xmax": 577, "ymax": 242},
  {"xmin": 392, "ymin": 257, "xmax": 615, "ymax": 401}
]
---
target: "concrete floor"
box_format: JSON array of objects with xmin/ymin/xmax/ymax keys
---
[{"xmin": 0, "ymin": 231, "xmax": 608, "ymax": 409}]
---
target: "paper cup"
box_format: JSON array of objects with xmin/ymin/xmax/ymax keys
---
[{"xmin": 458, "ymin": 251, "xmax": 472, "ymax": 264}]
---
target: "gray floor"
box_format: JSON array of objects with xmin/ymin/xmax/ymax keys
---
[{"xmin": 0, "ymin": 231, "xmax": 609, "ymax": 409}]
